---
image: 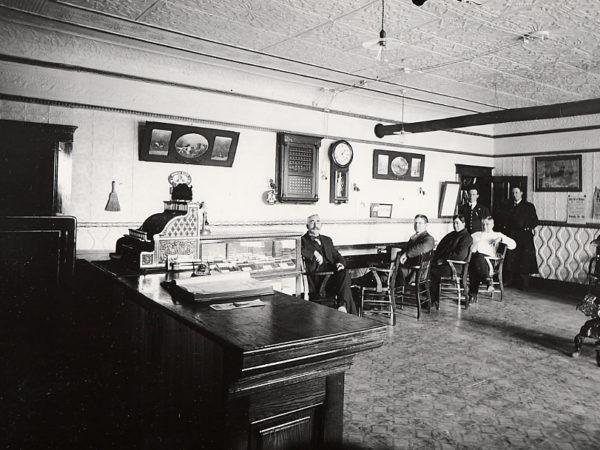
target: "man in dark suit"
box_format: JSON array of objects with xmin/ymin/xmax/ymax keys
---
[
  {"xmin": 429, "ymin": 214, "xmax": 473, "ymax": 307},
  {"xmin": 301, "ymin": 214, "xmax": 357, "ymax": 314},
  {"xmin": 501, "ymin": 186, "xmax": 539, "ymax": 290},
  {"xmin": 458, "ymin": 186, "xmax": 491, "ymax": 233},
  {"xmin": 395, "ymin": 214, "xmax": 436, "ymax": 286}
]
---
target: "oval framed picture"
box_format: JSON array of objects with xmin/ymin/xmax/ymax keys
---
[{"xmin": 174, "ymin": 133, "xmax": 209, "ymax": 160}]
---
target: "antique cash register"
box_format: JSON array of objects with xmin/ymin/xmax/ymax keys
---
[{"xmin": 112, "ymin": 172, "xmax": 303, "ymax": 294}]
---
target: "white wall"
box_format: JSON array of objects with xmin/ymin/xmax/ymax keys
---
[
  {"xmin": 494, "ymin": 116, "xmax": 600, "ymax": 223},
  {"xmin": 0, "ymin": 19, "xmax": 495, "ymax": 250}
]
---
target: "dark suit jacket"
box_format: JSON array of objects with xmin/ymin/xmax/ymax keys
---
[
  {"xmin": 433, "ymin": 228, "xmax": 472, "ymax": 265},
  {"xmin": 403, "ymin": 231, "xmax": 435, "ymax": 266},
  {"xmin": 503, "ymin": 200, "xmax": 539, "ymax": 274},
  {"xmin": 458, "ymin": 203, "xmax": 491, "ymax": 233},
  {"xmin": 301, "ymin": 232, "xmax": 346, "ymax": 274}
]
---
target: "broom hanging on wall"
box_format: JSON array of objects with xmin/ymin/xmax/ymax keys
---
[{"xmin": 105, "ymin": 180, "xmax": 121, "ymax": 211}]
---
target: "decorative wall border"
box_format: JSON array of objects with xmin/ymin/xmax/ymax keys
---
[
  {"xmin": 77, "ymin": 217, "xmax": 451, "ymax": 228},
  {"xmin": 0, "ymin": 93, "xmax": 494, "ymax": 158}
]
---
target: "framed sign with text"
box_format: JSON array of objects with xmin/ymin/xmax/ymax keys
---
[
  {"xmin": 139, "ymin": 121, "xmax": 239, "ymax": 167},
  {"xmin": 372, "ymin": 150, "xmax": 425, "ymax": 181}
]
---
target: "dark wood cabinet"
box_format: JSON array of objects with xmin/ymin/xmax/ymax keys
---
[
  {"xmin": 276, "ymin": 133, "xmax": 322, "ymax": 203},
  {"xmin": 1, "ymin": 216, "xmax": 77, "ymax": 447},
  {"xmin": 0, "ymin": 120, "xmax": 76, "ymax": 215},
  {"xmin": 78, "ymin": 260, "xmax": 386, "ymax": 449}
]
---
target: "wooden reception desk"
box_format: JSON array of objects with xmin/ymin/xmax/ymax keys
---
[{"xmin": 78, "ymin": 260, "xmax": 386, "ymax": 449}]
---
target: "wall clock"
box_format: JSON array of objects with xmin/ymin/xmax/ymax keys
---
[{"xmin": 329, "ymin": 140, "xmax": 353, "ymax": 203}]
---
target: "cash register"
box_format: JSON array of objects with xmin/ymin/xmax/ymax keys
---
[{"xmin": 111, "ymin": 172, "xmax": 303, "ymax": 294}]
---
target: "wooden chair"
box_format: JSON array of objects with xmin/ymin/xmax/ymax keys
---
[
  {"xmin": 397, "ymin": 250, "xmax": 434, "ymax": 320},
  {"xmin": 438, "ymin": 247, "xmax": 472, "ymax": 309},
  {"xmin": 301, "ymin": 257, "xmax": 336, "ymax": 308},
  {"xmin": 359, "ymin": 253, "xmax": 401, "ymax": 326},
  {"xmin": 479, "ymin": 243, "xmax": 508, "ymax": 301}
]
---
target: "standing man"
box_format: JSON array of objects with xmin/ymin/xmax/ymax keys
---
[
  {"xmin": 429, "ymin": 215, "xmax": 473, "ymax": 308},
  {"xmin": 395, "ymin": 214, "xmax": 436, "ymax": 287},
  {"xmin": 301, "ymin": 214, "xmax": 357, "ymax": 314},
  {"xmin": 503, "ymin": 186, "xmax": 539, "ymax": 290},
  {"xmin": 458, "ymin": 186, "xmax": 491, "ymax": 233}
]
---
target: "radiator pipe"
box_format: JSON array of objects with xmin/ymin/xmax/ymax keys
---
[{"xmin": 374, "ymin": 98, "xmax": 600, "ymax": 137}]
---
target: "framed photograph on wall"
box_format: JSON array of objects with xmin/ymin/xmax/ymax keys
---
[
  {"xmin": 534, "ymin": 154, "xmax": 582, "ymax": 192},
  {"xmin": 372, "ymin": 150, "xmax": 425, "ymax": 181},
  {"xmin": 370, "ymin": 203, "xmax": 393, "ymax": 218},
  {"xmin": 438, "ymin": 181, "xmax": 461, "ymax": 218},
  {"xmin": 139, "ymin": 121, "xmax": 239, "ymax": 167}
]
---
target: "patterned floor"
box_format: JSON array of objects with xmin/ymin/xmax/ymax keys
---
[{"xmin": 343, "ymin": 287, "xmax": 600, "ymax": 449}]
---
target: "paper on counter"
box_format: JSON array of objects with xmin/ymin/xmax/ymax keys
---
[{"xmin": 209, "ymin": 299, "xmax": 265, "ymax": 311}]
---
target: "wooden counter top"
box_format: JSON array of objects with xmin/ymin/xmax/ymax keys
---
[{"xmin": 88, "ymin": 259, "xmax": 387, "ymax": 377}]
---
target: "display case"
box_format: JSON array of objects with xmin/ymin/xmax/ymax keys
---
[{"xmin": 193, "ymin": 230, "xmax": 302, "ymax": 295}]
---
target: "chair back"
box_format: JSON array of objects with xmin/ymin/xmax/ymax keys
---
[
  {"xmin": 416, "ymin": 250, "xmax": 434, "ymax": 285},
  {"xmin": 496, "ymin": 242, "xmax": 508, "ymax": 260},
  {"xmin": 301, "ymin": 256, "xmax": 334, "ymax": 302},
  {"xmin": 492, "ymin": 243, "xmax": 508, "ymax": 274}
]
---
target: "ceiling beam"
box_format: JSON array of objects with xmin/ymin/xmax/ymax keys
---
[{"xmin": 374, "ymin": 98, "xmax": 600, "ymax": 137}]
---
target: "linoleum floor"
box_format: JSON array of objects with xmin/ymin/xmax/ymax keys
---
[{"xmin": 343, "ymin": 287, "xmax": 600, "ymax": 450}]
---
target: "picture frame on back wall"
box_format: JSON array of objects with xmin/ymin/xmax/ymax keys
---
[
  {"xmin": 139, "ymin": 121, "xmax": 240, "ymax": 167},
  {"xmin": 534, "ymin": 154, "xmax": 582, "ymax": 192},
  {"xmin": 438, "ymin": 181, "xmax": 461, "ymax": 218},
  {"xmin": 372, "ymin": 150, "xmax": 425, "ymax": 181}
]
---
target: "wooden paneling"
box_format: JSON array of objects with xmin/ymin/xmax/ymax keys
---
[{"xmin": 76, "ymin": 259, "xmax": 386, "ymax": 448}]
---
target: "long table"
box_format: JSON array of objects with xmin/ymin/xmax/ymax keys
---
[{"xmin": 78, "ymin": 259, "xmax": 387, "ymax": 449}]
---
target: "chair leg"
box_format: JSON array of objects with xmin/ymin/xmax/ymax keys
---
[
  {"xmin": 388, "ymin": 291, "xmax": 396, "ymax": 326},
  {"xmin": 426, "ymin": 288, "xmax": 431, "ymax": 313},
  {"xmin": 360, "ymin": 288, "xmax": 365, "ymax": 317},
  {"xmin": 498, "ymin": 277, "xmax": 504, "ymax": 302},
  {"xmin": 416, "ymin": 290, "xmax": 421, "ymax": 320}
]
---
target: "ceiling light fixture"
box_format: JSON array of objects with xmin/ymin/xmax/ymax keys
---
[{"xmin": 362, "ymin": 0, "xmax": 402, "ymax": 62}]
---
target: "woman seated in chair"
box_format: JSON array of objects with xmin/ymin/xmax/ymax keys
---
[{"xmin": 468, "ymin": 216, "xmax": 516, "ymax": 303}]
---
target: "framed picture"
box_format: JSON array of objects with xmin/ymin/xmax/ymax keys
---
[
  {"xmin": 370, "ymin": 203, "xmax": 393, "ymax": 218},
  {"xmin": 372, "ymin": 150, "xmax": 425, "ymax": 181},
  {"xmin": 139, "ymin": 121, "xmax": 239, "ymax": 167},
  {"xmin": 534, "ymin": 154, "xmax": 582, "ymax": 192},
  {"xmin": 438, "ymin": 181, "xmax": 461, "ymax": 218}
]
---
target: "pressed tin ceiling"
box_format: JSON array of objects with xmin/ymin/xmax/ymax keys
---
[{"xmin": 2, "ymin": 0, "xmax": 600, "ymax": 114}]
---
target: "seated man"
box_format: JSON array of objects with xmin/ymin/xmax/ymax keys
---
[
  {"xmin": 301, "ymin": 214, "xmax": 357, "ymax": 314},
  {"xmin": 395, "ymin": 214, "xmax": 436, "ymax": 287},
  {"xmin": 429, "ymin": 214, "xmax": 473, "ymax": 307},
  {"xmin": 468, "ymin": 216, "xmax": 516, "ymax": 303}
]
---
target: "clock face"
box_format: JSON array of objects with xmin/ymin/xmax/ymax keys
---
[
  {"xmin": 168, "ymin": 170, "xmax": 192, "ymax": 187},
  {"xmin": 391, "ymin": 156, "xmax": 409, "ymax": 176},
  {"xmin": 331, "ymin": 141, "xmax": 353, "ymax": 167}
]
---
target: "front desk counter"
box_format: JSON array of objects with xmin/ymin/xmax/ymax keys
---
[{"xmin": 78, "ymin": 259, "xmax": 387, "ymax": 450}]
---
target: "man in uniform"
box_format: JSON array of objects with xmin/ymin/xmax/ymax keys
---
[
  {"xmin": 502, "ymin": 186, "xmax": 539, "ymax": 290},
  {"xmin": 458, "ymin": 186, "xmax": 491, "ymax": 233}
]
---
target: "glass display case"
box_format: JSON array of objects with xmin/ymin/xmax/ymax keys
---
[{"xmin": 176, "ymin": 230, "xmax": 302, "ymax": 296}]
